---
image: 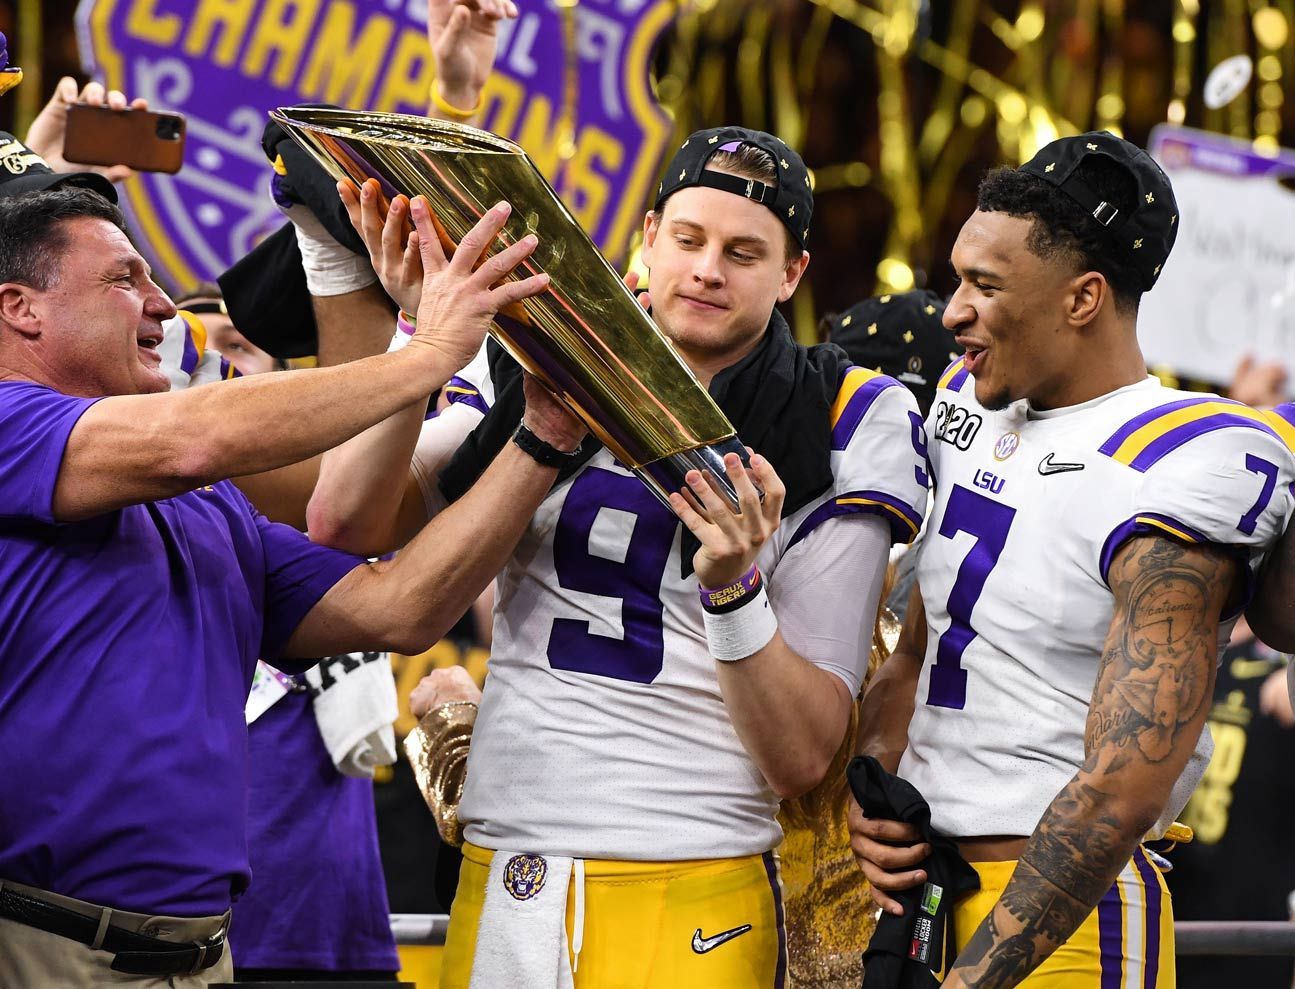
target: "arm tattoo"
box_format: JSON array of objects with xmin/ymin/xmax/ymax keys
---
[{"xmin": 947, "ymin": 536, "xmax": 1234, "ymax": 989}]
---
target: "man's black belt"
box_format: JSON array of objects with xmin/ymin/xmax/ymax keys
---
[{"xmin": 0, "ymin": 884, "xmax": 226, "ymax": 976}]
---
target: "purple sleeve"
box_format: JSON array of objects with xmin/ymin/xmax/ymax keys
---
[
  {"xmin": 255, "ymin": 512, "xmax": 366, "ymax": 659},
  {"xmin": 0, "ymin": 383, "xmax": 100, "ymax": 523}
]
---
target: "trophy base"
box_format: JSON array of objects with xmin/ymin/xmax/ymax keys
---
[{"xmin": 638, "ymin": 437, "xmax": 760, "ymax": 513}]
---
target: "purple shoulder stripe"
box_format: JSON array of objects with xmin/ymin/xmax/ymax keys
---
[
  {"xmin": 1098, "ymin": 397, "xmax": 1220, "ymax": 456},
  {"xmin": 831, "ymin": 374, "xmax": 901, "ymax": 451},
  {"xmin": 1134, "ymin": 413, "xmax": 1278, "ymax": 472},
  {"xmin": 1270, "ymin": 403, "xmax": 1295, "ymax": 429}
]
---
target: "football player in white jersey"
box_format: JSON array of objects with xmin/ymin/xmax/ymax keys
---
[
  {"xmin": 849, "ymin": 132, "xmax": 1295, "ymax": 988},
  {"xmin": 308, "ymin": 130, "xmax": 928, "ymax": 986}
]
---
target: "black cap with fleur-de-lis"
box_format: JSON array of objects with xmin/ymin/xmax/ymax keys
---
[
  {"xmin": 653, "ymin": 126, "xmax": 814, "ymax": 249},
  {"xmin": 822, "ymin": 289, "xmax": 953, "ymax": 417},
  {"xmin": 1018, "ymin": 130, "xmax": 1178, "ymax": 291}
]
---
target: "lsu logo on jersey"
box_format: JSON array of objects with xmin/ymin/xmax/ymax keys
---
[{"xmin": 502, "ymin": 853, "xmax": 548, "ymax": 901}]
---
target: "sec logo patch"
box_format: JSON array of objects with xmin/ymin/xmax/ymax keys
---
[{"xmin": 993, "ymin": 432, "xmax": 1020, "ymax": 461}]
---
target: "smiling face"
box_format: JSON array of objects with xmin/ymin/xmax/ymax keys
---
[
  {"xmin": 944, "ymin": 210, "xmax": 1093, "ymax": 411},
  {"xmin": 24, "ymin": 218, "xmax": 176, "ymax": 397},
  {"xmin": 641, "ymin": 180, "xmax": 808, "ymax": 378}
]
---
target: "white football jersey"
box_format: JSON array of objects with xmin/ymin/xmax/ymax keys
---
[
  {"xmin": 900, "ymin": 361, "xmax": 1295, "ymax": 840},
  {"xmin": 159, "ymin": 311, "xmax": 227, "ymax": 390},
  {"xmin": 458, "ymin": 365, "xmax": 930, "ymax": 860}
]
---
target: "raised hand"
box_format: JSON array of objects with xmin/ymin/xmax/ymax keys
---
[
  {"xmin": 409, "ymin": 665, "xmax": 482, "ymax": 719},
  {"xmin": 428, "ymin": 0, "xmax": 517, "ymax": 112},
  {"xmin": 667, "ymin": 450, "xmax": 784, "ymax": 590},
  {"xmin": 406, "ymin": 195, "xmax": 549, "ymax": 371},
  {"xmin": 338, "ymin": 178, "xmax": 424, "ymax": 315},
  {"xmin": 25, "ymin": 77, "xmax": 149, "ymax": 184}
]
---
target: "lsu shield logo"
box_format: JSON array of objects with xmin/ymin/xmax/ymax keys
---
[
  {"xmin": 502, "ymin": 853, "xmax": 548, "ymax": 901},
  {"xmin": 75, "ymin": 0, "xmax": 678, "ymax": 291}
]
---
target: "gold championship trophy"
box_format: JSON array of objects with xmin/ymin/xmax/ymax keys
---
[{"xmin": 271, "ymin": 107, "xmax": 751, "ymax": 508}]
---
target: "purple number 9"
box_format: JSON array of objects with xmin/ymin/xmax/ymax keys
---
[
  {"xmin": 548, "ymin": 467, "xmax": 679, "ymax": 684},
  {"xmin": 926, "ymin": 485, "xmax": 1016, "ymax": 709}
]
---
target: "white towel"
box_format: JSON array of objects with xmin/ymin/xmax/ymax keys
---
[
  {"xmin": 468, "ymin": 851, "xmax": 576, "ymax": 989},
  {"xmin": 304, "ymin": 651, "xmax": 398, "ymax": 778}
]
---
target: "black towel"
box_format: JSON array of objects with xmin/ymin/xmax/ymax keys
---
[
  {"xmin": 437, "ymin": 308, "xmax": 851, "ymax": 577},
  {"xmin": 846, "ymin": 755, "xmax": 980, "ymax": 988}
]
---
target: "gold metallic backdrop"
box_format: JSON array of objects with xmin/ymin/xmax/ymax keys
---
[{"xmin": 641, "ymin": 0, "xmax": 1295, "ymax": 344}]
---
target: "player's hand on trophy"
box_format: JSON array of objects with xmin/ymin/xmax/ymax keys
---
[
  {"xmin": 427, "ymin": 0, "xmax": 517, "ymax": 112},
  {"xmin": 668, "ymin": 450, "xmax": 784, "ymax": 590},
  {"xmin": 522, "ymin": 373, "xmax": 586, "ymax": 453},
  {"xmin": 410, "ymin": 665, "xmax": 482, "ymax": 719},
  {"xmin": 25, "ymin": 77, "xmax": 149, "ymax": 183},
  {"xmin": 339, "ymin": 178, "xmax": 424, "ymax": 316},
  {"xmin": 405, "ymin": 193, "xmax": 549, "ymax": 371},
  {"xmin": 847, "ymin": 795, "xmax": 930, "ymax": 916},
  {"xmin": 623, "ymin": 270, "xmax": 651, "ymax": 311}
]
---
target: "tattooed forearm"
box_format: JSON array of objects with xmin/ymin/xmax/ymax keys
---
[{"xmin": 945, "ymin": 536, "xmax": 1234, "ymax": 989}]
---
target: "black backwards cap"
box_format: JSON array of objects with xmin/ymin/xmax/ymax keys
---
[
  {"xmin": 654, "ymin": 126, "xmax": 814, "ymax": 250},
  {"xmin": 1018, "ymin": 131, "xmax": 1177, "ymax": 292},
  {"xmin": 0, "ymin": 131, "xmax": 117, "ymax": 204}
]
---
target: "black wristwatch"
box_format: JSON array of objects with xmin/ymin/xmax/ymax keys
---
[{"xmin": 512, "ymin": 422, "xmax": 581, "ymax": 468}]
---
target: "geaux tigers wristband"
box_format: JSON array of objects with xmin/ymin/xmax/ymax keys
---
[{"xmin": 700, "ymin": 565, "xmax": 778, "ymax": 662}]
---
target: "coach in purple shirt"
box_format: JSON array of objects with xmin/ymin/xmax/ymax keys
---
[{"xmin": 0, "ymin": 188, "xmax": 581, "ymax": 987}]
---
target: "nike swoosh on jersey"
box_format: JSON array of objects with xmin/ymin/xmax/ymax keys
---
[
  {"xmin": 1038, "ymin": 453, "xmax": 1085, "ymax": 475},
  {"xmin": 692, "ymin": 924, "xmax": 753, "ymax": 954}
]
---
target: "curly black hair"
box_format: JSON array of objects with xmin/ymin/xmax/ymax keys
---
[{"xmin": 976, "ymin": 155, "xmax": 1143, "ymax": 315}]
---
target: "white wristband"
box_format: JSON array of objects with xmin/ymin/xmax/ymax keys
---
[
  {"xmin": 279, "ymin": 199, "xmax": 377, "ymax": 297},
  {"xmin": 702, "ymin": 584, "xmax": 778, "ymax": 662}
]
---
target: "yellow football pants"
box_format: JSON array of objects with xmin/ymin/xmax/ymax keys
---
[
  {"xmin": 440, "ymin": 841, "xmax": 787, "ymax": 988},
  {"xmin": 953, "ymin": 847, "xmax": 1175, "ymax": 987}
]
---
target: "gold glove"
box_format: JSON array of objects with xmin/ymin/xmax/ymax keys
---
[{"xmin": 403, "ymin": 700, "xmax": 477, "ymax": 847}]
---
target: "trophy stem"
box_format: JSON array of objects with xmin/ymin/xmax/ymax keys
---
[{"xmin": 637, "ymin": 437, "xmax": 756, "ymax": 513}]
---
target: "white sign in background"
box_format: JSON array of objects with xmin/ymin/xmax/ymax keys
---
[{"xmin": 1140, "ymin": 126, "xmax": 1295, "ymax": 388}]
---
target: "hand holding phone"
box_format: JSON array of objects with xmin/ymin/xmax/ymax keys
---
[{"xmin": 63, "ymin": 105, "xmax": 186, "ymax": 175}]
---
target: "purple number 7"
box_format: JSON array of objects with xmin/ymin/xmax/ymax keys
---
[
  {"xmin": 926, "ymin": 485, "xmax": 1017, "ymax": 710},
  {"xmin": 548, "ymin": 467, "xmax": 679, "ymax": 684},
  {"xmin": 1238, "ymin": 454, "xmax": 1280, "ymax": 536}
]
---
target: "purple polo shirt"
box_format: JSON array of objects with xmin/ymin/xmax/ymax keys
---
[{"xmin": 0, "ymin": 381, "xmax": 365, "ymax": 917}]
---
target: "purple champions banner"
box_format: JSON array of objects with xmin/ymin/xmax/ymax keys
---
[{"xmin": 75, "ymin": 0, "xmax": 677, "ymax": 292}]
